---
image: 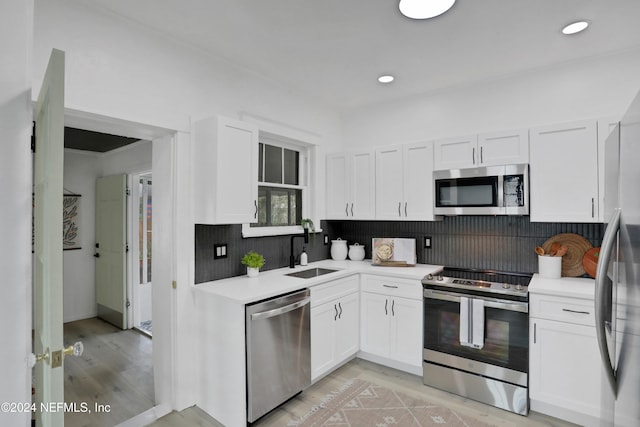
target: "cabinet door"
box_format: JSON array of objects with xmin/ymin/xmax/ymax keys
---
[
  {"xmin": 530, "ymin": 120, "xmax": 598, "ymax": 222},
  {"xmin": 375, "ymin": 146, "xmax": 404, "ymax": 220},
  {"xmin": 311, "ymin": 302, "xmax": 338, "ymax": 380},
  {"xmin": 335, "ymin": 292, "xmax": 360, "ymax": 361},
  {"xmin": 403, "ymin": 142, "xmax": 436, "ymax": 220},
  {"xmin": 350, "ymin": 151, "xmax": 375, "ymax": 219},
  {"xmin": 193, "ymin": 116, "xmax": 258, "ymax": 224},
  {"xmin": 433, "ymin": 135, "xmax": 478, "ymax": 170},
  {"xmin": 389, "ymin": 296, "xmax": 423, "ymax": 367},
  {"xmin": 326, "ymin": 153, "xmax": 350, "ymax": 219},
  {"xmin": 478, "ymin": 129, "xmax": 529, "ymax": 166},
  {"xmin": 530, "ymin": 318, "xmax": 602, "ymax": 420},
  {"xmin": 360, "ymin": 292, "xmax": 390, "ymax": 357}
]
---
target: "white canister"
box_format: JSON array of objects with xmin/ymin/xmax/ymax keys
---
[
  {"xmin": 348, "ymin": 243, "xmax": 365, "ymax": 261},
  {"xmin": 330, "ymin": 238, "xmax": 348, "ymax": 260},
  {"xmin": 538, "ymin": 255, "xmax": 562, "ymax": 278}
]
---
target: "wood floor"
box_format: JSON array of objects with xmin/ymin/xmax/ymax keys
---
[
  {"xmin": 63, "ymin": 317, "xmax": 154, "ymax": 427},
  {"xmin": 64, "ymin": 318, "xmax": 578, "ymax": 427}
]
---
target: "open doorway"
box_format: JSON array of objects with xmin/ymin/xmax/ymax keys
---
[{"xmin": 132, "ymin": 171, "xmax": 153, "ymax": 336}]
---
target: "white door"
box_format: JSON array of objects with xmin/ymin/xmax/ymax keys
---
[
  {"xmin": 95, "ymin": 174, "xmax": 128, "ymax": 329},
  {"xmin": 33, "ymin": 48, "xmax": 65, "ymax": 427},
  {"xmin": 360, "ymin": 292, "xmax": 390, "ymax": 357}
]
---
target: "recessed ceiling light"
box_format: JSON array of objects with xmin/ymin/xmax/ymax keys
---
[
  {"xmin": 378, "ymin": 75, "xmax": 395, "ymax": 84},
  {"xmin": 562, "ymin": 20, "xmax": 590, "ymax": 35},
  {"xmin": 399, "ymin": 0, "xmax": 456, "ymax": 20}
]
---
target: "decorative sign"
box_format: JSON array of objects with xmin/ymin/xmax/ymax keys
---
[{"xmin": 63, "ymin": 194, "xmax": 81, "ymax": 250}]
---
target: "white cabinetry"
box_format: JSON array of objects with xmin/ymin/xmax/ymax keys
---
[
  {"xmin": 529, "ymin": 278, "xmax": 601, "ymax": 427},
  {"xmin": 310, "ymin": 276, "xmax": 359, "ymax": 380},
  {"xmin": 326, "ymin": 151, "xmax": 375, "ymax": 219},
  {"xmin": 193, "ymin": 116, "xmax": 259, "ymax": 224},
  {"xmin": 434, "ymin": 129, "xmax": 528, "ymax": 170},
  {"xmin": 375, "ymin": 142, "xmax": 438, "ymax": 221},
  {"xmin": 359, "ymin": 275, "xmax": 423, "ymax": 374},
  {"xmin": 530, "ymin": 120, "xmax": 599, "ymax": 222}
]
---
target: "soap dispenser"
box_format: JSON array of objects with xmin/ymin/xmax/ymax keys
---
[{"xmin": 300, "ymin": 247, "xmax": 308, "ymax": 266}]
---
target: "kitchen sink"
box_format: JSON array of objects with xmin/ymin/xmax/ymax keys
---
[{"xmin": 285, "ymin": 267, "xmax": 339, "ymax": 279}]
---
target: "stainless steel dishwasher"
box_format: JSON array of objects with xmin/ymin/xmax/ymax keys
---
[{"xmin": 246, "ymin": 288, "xmax": 311, "ymax": 423}]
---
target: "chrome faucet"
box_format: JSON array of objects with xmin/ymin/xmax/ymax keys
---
[{"xmin": 290, "ymin": 228, "xmax": 309, "ymax": 268}]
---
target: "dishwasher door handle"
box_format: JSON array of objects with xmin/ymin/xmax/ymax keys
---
[{"xmin": 251, "ymin": 298, "xmax": 311, "ymax": 321}]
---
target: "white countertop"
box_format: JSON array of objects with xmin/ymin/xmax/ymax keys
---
[
  {"xmin": 194, "ymin": 259, "xmax": 443, "ymax": 304},
  {"xmin": 528, "ymin": 273, "xmax": 595, "ymax": 299}
]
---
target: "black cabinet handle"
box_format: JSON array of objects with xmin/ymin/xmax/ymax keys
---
[
  {"xmin": 392, "ymin": 299, "xmax": 395, "ymax": 316},
  {"xmin": 334, "ymin": 304, "xmax": 338, "ymax": 321},
  {"xmin": 385, "ymin": 299, "xmax": 388, "ymax": 315},
  {"xmin": 93, "ymin": 253, "xmax": 100, "ymax": 258},
  {"xmin": 338, "ymin": 302, "xmax": 343, "ymax": 319},
  {"xmin": 350, "ymin": 203, "xmax": 354, "ymax": 217},
  {"xmin": 345, "ymin": 203, "xmax": 349, "ymax": 216},
  {"xmin": 254, "ymin": 200, "xmax": 258, "ymax": 218}
]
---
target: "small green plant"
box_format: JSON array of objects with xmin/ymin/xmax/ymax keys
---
[{"xmin": 241, "ymin": 250, "xmax": 265, "ymax": 269}]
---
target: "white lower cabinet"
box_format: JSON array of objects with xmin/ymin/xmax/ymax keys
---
[
  {"xmin": 310, "ymin": 277, "xmax": 359, "ymax": 380},
  {"xmin": 529, "ymin": 291, "xmax": 602, "ymax": 427},
  {"xmin": 359, "ymin": 276, "xmax": 423, "ymax": 371}
]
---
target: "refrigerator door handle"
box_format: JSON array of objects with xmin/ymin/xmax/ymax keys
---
[{"xmin": 595, "ymin": 208, "xmax": 621, "ymax": 396}]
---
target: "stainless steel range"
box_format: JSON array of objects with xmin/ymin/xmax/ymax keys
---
[{"xmin": 422, "ymin": 267, "xmax": 531, "ymax": 415}]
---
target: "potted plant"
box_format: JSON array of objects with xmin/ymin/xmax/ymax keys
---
[{"xmin": 241, "ymin": 250, "xmax": 265, "ymax": 277}]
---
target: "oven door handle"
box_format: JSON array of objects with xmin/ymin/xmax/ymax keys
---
[{"xmin": 423, "ymin": 289, "xmax": 528, "ymax": 313}]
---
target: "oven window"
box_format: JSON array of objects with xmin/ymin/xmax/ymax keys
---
[
  {"xmin": 424, "ymin": 298, "xmax": 528, "ymax": 373},
  {"xmin": 435, "ymin": 176, "xmax": 498, "ymax": 207}
]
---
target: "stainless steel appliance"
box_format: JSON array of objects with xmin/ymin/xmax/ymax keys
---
[
  {"xmin": 434, "ymin": 164, "xmax": 528, "ymax": 215},
  {"xmin": 596, "ymin": 91, "xmax": 640, "ymax": 426},
  {"xmin": 246, "ymin": 289, "xmax": 311, "ymax": 423},
  {"xmin": 422, "ymin": 267, "xmax": 531, "ymax": 415}
]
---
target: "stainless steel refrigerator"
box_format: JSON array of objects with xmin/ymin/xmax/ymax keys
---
[{"xmin": 596, "ymin": 91, "xmax": 640, "ymax": 427}]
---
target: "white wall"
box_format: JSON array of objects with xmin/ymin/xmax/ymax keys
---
[
  {"xmin": 63, "ymin": 149, "xmax": 101, "ymax": 322},
  {"xmin": 342, "ymin": 48, "xmax": 640, "ymax": 149},
  {"xmin": 0, "ymin": 0, "xmax": 34, "ymax": 425},
  {"xmin": 62, "ymin": 141, "xmax": 152, "ymax": 324}
]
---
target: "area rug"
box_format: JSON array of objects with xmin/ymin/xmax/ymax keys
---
[{"xmin": 288, "ymin": 379, "xmax": 497, "ymax": 427}]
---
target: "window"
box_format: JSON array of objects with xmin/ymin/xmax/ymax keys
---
[
  {"xmin": 138, "ymin": 176, "xmax": 152, "ymax": 284},
  {"xmin": 252, "ymin": 142, "xmax": 304, "ymax": 227}
]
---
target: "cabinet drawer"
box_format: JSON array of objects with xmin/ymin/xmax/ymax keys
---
[
  {"xmin": 530, "ymin": 294, "xmax": 595, "ymax": 326},
  {"xmin": 361, "ymin": 275, "xmax": 422, "ymax": 300},
  {"xmin": 311, "ymin": 275, "xmax": 359, "ymax": 307}
]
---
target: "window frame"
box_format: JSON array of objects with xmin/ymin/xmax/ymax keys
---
[{"xmin": 242, "ymin": 133, "xmax": 319, "ymax": 238}]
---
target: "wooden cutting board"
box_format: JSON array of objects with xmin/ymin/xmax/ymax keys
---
[{"xmin": 542, "ymin": 233, "xmax": 593, "ymax": 277}]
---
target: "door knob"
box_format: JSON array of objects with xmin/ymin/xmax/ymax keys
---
[
  {"xmin": 27, "ymin": 348, "xmax": 50, "ymax": 368},
  {"xmin": 64, "ymin": 341, "xmax": 84, "ymax": 357},
  {"xmin": 93, "ymin": 253, "xmax": 100, "ymax": 258}
]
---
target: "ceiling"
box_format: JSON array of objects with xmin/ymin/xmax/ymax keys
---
[
  {"xmin": 76, "ymin": 0, "xmax": 640, "ymax": 112},
  {"xmin": 64, "ymin": 127, "xmax": 140, "ymax": 152}
]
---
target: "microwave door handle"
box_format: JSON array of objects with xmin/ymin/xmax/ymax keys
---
[{"xmin": 595, "ymin": 208, "xmax": 621, "ymax": 396}]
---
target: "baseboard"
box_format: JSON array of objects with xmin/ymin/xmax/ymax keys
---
[
  {"xmin": 356, "ymin": 352, "xmax": 422, "ymax": 376},
  {"xmin": 64, "ymin": 312, "xmax": 98, "ymax": 323}
]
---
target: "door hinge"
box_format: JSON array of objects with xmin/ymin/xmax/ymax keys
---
[
  {"xmin": 126, "ymin": 300, "xmax": 131, "ymax": 308},
  {"xmin": 126, "ymin": 244, "xmax": 129, "ymax": 253},
  {"xmin": 31, "ymin": 121, "xmax": 36, "ymax": 153},
  {"xmin": 126, "ymin": 187, "xmax": 131, "ymax": 196},
  {"xmin": 172, "ymin": 280, "xmax": 177, "ymax": 289}
]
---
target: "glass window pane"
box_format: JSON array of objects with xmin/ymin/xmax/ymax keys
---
[
  {"xmin": 257, "ymin": 188, "xmax": 267, "ymax": 225},
  {"xmin": 264, "ymin": 144, "xmax": 282, "ymax": 184},
  {"xmin": 283, "ymin": 149, "xmax": 299, "ymax": 185},
  {"xmin": 258, "ymin": 143, "xmax": 264, "ymax": 182},
  {"xmin": 270, "ymin": 190, "xmax": 289, "ymax": 226}
]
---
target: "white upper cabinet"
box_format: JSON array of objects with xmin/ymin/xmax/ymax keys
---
[
  {"xmin": 530, "ymin": 120, "xmax": 599, "ymax": 223},
  {"xmin": 326, "ymin": 150, "xmax": 375, "ymax": 219},
  {"xmin": 434, "ymin": 130, "xmax": 529, "ymax": 170},
  {"xmin": 375, "ymin": 142, "xmax": 438, "ymax": 221},
  {"xmin": 193, "ymin": 116, "xmax": 259, "ymax": 224},
  {"xmin": 433, "ymin": 134, "xmax": 478, "ymax": 170}
]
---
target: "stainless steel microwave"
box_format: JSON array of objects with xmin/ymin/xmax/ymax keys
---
[{"xmin": 434, "ymin": 164, "xmax": 529, "ymax": 215}]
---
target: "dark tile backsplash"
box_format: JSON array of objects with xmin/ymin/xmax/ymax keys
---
[{"xmin": 194, "ymin": 217, "xmax": 603, "ymax": 284}]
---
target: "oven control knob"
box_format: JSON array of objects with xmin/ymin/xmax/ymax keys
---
[
  {"xmin": 502, "ymin": 283, "xmax": 511, "ymax": 289},
  {"xmin": 516, "ymin": 284, "xmax": 523, "ymax": 291},
  {"xmin": 426, "ymin": 274, "xmax": 433, "ymax": 280},
  {"xmin": 437, "ymin": 275, "xmax": 443, "ymax": 281}
]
